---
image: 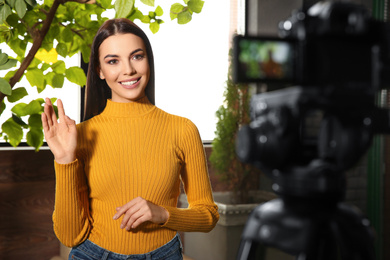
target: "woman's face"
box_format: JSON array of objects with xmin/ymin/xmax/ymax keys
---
[{"xmin": 98, "ymin": 33, "xmax": 150, "ymax": 103}]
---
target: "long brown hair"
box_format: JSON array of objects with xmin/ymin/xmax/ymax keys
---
[{"xmin": 83, "ymin": 18, "xmax": 155, "ymax": 121}]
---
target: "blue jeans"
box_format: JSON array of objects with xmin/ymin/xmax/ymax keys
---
[{"xmin": 68, "ymin": 234, "xmax": 183, "ymax": 260}]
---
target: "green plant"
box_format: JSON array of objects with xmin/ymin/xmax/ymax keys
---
[
  {"xmin": 0, "ymin": 0, "xmax": 205, "ymax": 150},
  {"xmin": 209, "ymin": 49, "xmax": 260, "ymax": 204}
]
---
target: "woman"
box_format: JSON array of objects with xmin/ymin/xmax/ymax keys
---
[{"xmin": 42, "ymin": 18, "xmax": 219, "ymax": 260}]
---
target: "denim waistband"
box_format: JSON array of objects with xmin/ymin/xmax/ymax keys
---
[{"xmin": 70, "ymin": 233, "xmax": 182, "ymax": 260}]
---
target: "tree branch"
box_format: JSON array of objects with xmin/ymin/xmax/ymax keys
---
[{"xmin": 0, "ymin": 0, "xmax": 62, "ymax": 103}]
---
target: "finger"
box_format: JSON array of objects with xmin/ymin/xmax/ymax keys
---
[
  {"xmin": 57, "ymin": 99, "xmax": 66, "ymax": 123},
  {"xmin": 131, "ymin": 215, "xmax": 148, "ymax": 229},
  {"xmin": 45, "ymin": 98, "xmax": 58, "ymax": 125},
  {"xmin": 44, "ymin": 99, "xmax": 53, "ymax": 126},
  {"xmin": 124, "ymin": 209, "xmax": 145, "ymax": 230},
  {"xmin": 113, "ymin": 198, "xmax": 141, "ymax": 220},
  {"xmin": 41, "ymin": 112, "xmax": 49, "ymax": 133},
  {"xmin": 120, "ymin": 206, "xmax": 141, "ymax": 229}
]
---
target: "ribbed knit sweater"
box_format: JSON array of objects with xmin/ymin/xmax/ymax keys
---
[{"xmin": 52, "ymin": 96, "xmax": 219, "ymax": 254}]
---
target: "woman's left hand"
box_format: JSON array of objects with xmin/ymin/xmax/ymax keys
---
[{"xmin": 113, "ymin": 197, "xmax": 169, "ymax": 230}]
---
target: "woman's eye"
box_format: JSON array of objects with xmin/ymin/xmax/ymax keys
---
[
  {"xmin": 107, "ymin": 59, "xmax": 118, "ymax": 65},
  {"xmin": 132, "ymin": 54, "xmax": 145, "ymax": 61}
]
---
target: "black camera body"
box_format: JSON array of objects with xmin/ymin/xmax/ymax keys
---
[
  {"xmin": 234, "ymin": 1, "xmax": 390, "ymax": 259},
  {"xmin": 234, "ymin": 1, "xmax": 390, "ymax": 193},
  {"xmin": 234, "ymin": 1, "xmax": 390, "ymax": 90}
]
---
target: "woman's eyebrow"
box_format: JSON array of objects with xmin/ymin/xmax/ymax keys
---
[{"xmin": 103, "ymin": 48, "xmax": 144, "ymax": 60}]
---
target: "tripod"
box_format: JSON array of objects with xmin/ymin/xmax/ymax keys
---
[{"xmin": 236, "ymin": 165, "xmax": 376, "ymax": 260}]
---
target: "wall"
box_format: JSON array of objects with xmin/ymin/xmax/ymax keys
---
[{"xmin": 0, "ymin": 149, "xmax": 58, "ymax": 260}]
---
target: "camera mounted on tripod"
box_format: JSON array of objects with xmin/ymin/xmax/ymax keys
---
[{"xmin": 234, "ymin": 1, "xmax": 390, "ymax": 259}]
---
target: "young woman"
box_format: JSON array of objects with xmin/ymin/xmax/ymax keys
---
[{"xmin": 42, "ymin": 18, "xmax": 219, "ymax": 260}]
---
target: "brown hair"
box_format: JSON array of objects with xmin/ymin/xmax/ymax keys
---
[{"xmin": 83, "ymin": 18, "xmax": 155, "ymax": 121}]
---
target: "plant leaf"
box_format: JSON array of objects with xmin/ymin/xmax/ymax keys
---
[
  {"xmin": 12, "ymin": 113, "xmax": 28, "ymax": 128},
  {"xmin": 188, "ymin": 0, "xmax": 204, "ymax": 13},
  {"xmin": 65, "ymin": 66, "xmax": 86, "ymax": 86},
  {"xmin": 0, "ymin": 78, "xmax": 11, "ymax": 95},
  {"xmin": 52, "ymin": 73, "xmax": 64, "ymax": 88},
  {"xmin": 28, "ymin": 114, "xmax": 42, "ymax": 129},
  {"xmin": 170, "ymin": 3, "xmax": 184, "ymax": 20},
  {"xmin": 15, "ymin": 0, "xmax": 27, "ymax": 18},
  {"xmin": 2, "ymin": 118, "xmax": 23, "ymax": 147},
  {"xmin": 0, "ymin": 4, "xmax": 12, "ymax": 24},
  {"xmin": 141, "ymin": 0, "xmax": 154, "ymax": 7},
  {"xmin": 26, "ymin": 127, "xmax": 43, "ymax": 151},
  {"xmin": 25, "ymin": 68, "xmax": 45, "ymax": 92},
  {"xmin": 155, "ymin": 5, "xmax": 163, "ymax": 16},
  {"xmin": 0, "ymin": 52, "xmax": 8, "ymax": 65},
  {"xmin": 0, "ymin": 59, "xmax": 17, "ymax": 70},
  {"xmin": 7, "ymin": 87, "xmax": 28, "ymax": 102},
  {"xmin": 149, "ymin": 21, "xmax": 159, "ymax": 34},
  {"xmin": 115, "ymin": 0, "xmax": 134, "ymax": 18},
  {"xmin": 177, "ymin": 10, "xmax": 192, "ymax": 24}
]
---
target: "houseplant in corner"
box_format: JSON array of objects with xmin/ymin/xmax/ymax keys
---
[{"xmin": 182, "ymin": 49, "xmax": 276, "ymax": 260}]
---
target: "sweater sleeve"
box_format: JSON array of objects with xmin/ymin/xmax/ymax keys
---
[
  {"xmin": 52, "ymin": 159, "xmax": 91, "ymax": 247},
  {"xmin": 163, "ymin": 119, "xmax": 219, "ymax": 232}
]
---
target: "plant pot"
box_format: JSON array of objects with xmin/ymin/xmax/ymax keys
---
[{"xmin": 180, "ymin": 191, "xmax": 295, "ymax": 260}]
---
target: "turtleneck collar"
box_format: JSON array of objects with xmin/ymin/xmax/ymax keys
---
[{"xmin": 101, "ymin": 96, "xmax": 155, "ymax": 118}]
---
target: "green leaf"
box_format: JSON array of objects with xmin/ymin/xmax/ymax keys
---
[
  {"xmin": 141, "ymin": 0, "xmax": 154, "ymax": 7},
  {"xmin": 51, "ymin": 60, "xmax": 66, "ymax": 74},
  {"xmin": 141, "ymin": 15, "xmax": 151, "ymax": 23},
  {"xmin": 7, "ymin": 87, "xmax": 28, "ymax": 102},
  {"xmin": 155, "ymin": 5, "xmax": 163, "ymax": 16},
  {"xmin": 170, "ymin": 3, "xmax": 184, "ymax": 20},
  {"xmin": 149, "ymin": 21, "xmax": 159, "ymax": 34},
  {"xmin": 0, "ymin": 52, "xmax": 8, "ymax": 65},
  {"xmin": 24, "ymin": 0, "xmax": 36, "ymax": 7},
  {"xmin": 177, "ymin": 10, "xmax": 192, "ymax": 24},
  {"xmin": 52, "ymin": 73, "xmax": 64, "ymax": 88},
  {"xmin": 15, "ymin": 0, "xmax": 27, "ymax": 18},
  {"xmin": 12, "ymin": 113, "xmax": 28, "ymax": 128},
  {"xmin": 61, "ymin": 26, "xmax": 73, "ymax": 43},
  {"xmin": 0, "ymin": 78, "xmax": 11, "ymax": 95},
  {"xmin": 56, "ymin": 42, "xmax": 68, "ymax": 57},
  {"xmin": 188, "ymin": 0, "xmax": 204, "ymax": 13},
  {"xmin": 26, "ymin": 127, "xmax": 43, "ymax": 151},
  {"xmin": 7, "ymin": 0, "xmax": 16, "ymax": 8},
  {"xmin": 99, "ymin": 0, "xmax": 112, "ymax": 9},
  {"xmin": 11, "ymin": 100, "xmax": 41, "ymax": 116},
  {"xmin": 65, "ymin": 66, "xmax": 86, "ymax": 86},
  {"xmin": 128, "ymin": 8, "xmax": 144, "ymax": 21},
  {"xmin": 0, "ymin": 59, "xmax": 17, "ymax": 70},
  {"xmin": 115, "ymin": 0, "xmax": 134, "ymax": 18},
  {"xmin": 25, "ymin": 68, "xmax": 45, "ymax": 92},
  {"xmin": 28, "ymin": 114, "xmax": 42, "ymax": 128},
  {"xmin": 2, "ymin": 118, "xmax": 23, "ymax": 147},
  {"xmin": 0, "ymin": 4, "xmax": 12, "ymax": 24}
]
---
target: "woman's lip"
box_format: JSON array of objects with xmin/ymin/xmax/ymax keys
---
[
  {"xmin": 120, "ymin": 77, "xmax": 140, "ymax": 83},
  {"xmin": 119, "ymin": 77, "xmax": 141, "ymax": 89}
]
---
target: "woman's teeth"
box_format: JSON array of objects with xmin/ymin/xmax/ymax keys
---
[{"xmin": 121, "ymin": 79, "xmax": 139, "ymax": 86}]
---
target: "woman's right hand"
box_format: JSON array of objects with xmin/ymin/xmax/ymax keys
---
[{"xmin": 41, "ymin": 98, "xmax": 77, "ymax": 164}]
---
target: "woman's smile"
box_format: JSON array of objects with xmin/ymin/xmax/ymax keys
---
[{"xmin": 99, "ymin": 33, "xmax": 150, "ymax": 103}]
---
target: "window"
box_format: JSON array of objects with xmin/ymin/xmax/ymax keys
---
[{"xmin": 0, "ymin": 0, "xmax": 232, "ymax": 146}]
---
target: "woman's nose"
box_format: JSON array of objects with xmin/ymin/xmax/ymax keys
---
[{"xmin": 123, "ymin": 60, "xmax": 136, "ymax": 75}]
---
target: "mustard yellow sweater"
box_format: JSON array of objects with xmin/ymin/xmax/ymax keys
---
[{"xmin": 53, "ymin": 97, "xmax": 219, "ymax": 254}]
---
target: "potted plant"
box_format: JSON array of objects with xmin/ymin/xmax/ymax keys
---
[{"xmin": 181, "ymin": 49, "xmax": 276, "ymax": 260}]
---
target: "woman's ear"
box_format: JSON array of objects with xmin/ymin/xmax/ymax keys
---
[{"xmin": 99, "ymin": 69, "xmax": 105, "ymax": 80}]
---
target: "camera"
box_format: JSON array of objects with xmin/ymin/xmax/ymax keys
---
[{"xmin": 234, "ymin": 1, "xmax": 390, "ymax": 259}]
